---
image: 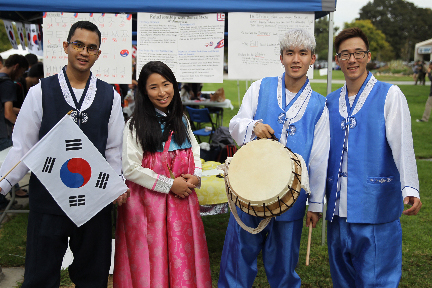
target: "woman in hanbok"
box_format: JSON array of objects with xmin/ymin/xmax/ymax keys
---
[{"xmin": 113, "ymin": 61, "xmax": 211, "ymax": 288}]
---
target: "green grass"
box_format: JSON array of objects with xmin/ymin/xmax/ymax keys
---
[
  {"xmin": 1, "ymin": 75, "xmax": 431, "ymax": 287},
  {"xmin": 0, "ymin": 211, "xmax": 27, "ymax": 267},
  {"xmin": 312, "ymin": 69, "xmax": 347, "ymax": 80},
  {"xmin": 312, "ymin": 69, "xmax": 430, "ymax": 82}
]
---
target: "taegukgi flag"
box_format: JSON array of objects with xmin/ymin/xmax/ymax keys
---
[
  {"xmin": 21, "ymin": 114, "xmax": 127, "ymax": 227},
  {"xmin": 15, "ymin": 22, "xmax": 26, "ymax": 50},
  {"xmin": 3, "ymin": 20, "xmax": 18, "ymax": 49},
  {"xmin": 25, "ymin": 23, "xmax": 42, "ymax": 56}
]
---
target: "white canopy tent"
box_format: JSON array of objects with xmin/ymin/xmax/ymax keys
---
[{"xmin": 0, "ymin": 46, "xmax": 43, "ymax": 61}]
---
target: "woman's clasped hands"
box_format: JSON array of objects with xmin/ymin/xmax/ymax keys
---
[{"xmin": 171, "ymin": 174, "xmax": 199, "ymax": 199}]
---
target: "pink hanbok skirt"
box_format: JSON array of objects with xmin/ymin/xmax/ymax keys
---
[{"xmin": 113, "ymin": 146, "xmax": 211, "ymax": 288}]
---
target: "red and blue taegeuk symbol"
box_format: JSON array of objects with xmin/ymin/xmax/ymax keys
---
[
  {"xmin": 214, "ymin": 39, "xmax": 224, "ymax": 49},
  {"xmin": 60, "ymin": 158, "xmax": 91, "ymax": 188},
  {"xmin": 120, "ymin": 49, "xmax": 129, "ymax": 57},
  {"xmin": 32, "ymin": 35, "xmax": 39, "ymax": 45}
]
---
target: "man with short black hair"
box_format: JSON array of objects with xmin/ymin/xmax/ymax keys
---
[
  {"xmin": 24, "ymin": 53, "xmax": 39, "ymax": 69},
  {"xmin": 0, "ymin": 21, "xmax": 128, "ymax": 287},
  {"xmin": 0, "ymin": 54, "xmax": 29, "ymax": 209},
  {"xmin": 325, "ymin": 27, "xmax": 422, "ymax": 288},
  {"xmin": 15, "ymin": 62, "xmax": 44, "ymax": 108}
]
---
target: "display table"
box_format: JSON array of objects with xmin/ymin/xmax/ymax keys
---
[
  {"xmin": 182, "ymin": 99, "xmax": 234, "ymax": 127},
  {"xmin": 182, "ymin": 99, "xmax": 234, "ymax": 109},
  {"xmin": 195, "ymin": 160, "xmax": 228, "ymax": 216}
]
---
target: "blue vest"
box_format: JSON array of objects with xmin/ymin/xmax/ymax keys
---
[
  {"xmin": 325, "ymin": 78, "xmax": 403, "ymax": 224},
  {"xmin": 29, "ymin": 73, "xmax": 114, "ymax": 215},
  {"xmin": 255, "ymin": 76, "xmax": 326, "ymax": 221}
]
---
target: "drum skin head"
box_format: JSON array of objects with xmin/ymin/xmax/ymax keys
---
[{"xmin": 227, "ymin": 139, "xmax": 294, "ymax": 205}]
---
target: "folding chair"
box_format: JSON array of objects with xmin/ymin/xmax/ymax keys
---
[
  {"xmin": 185, "ymin": 106, "xmax": 216, "ymax": 143},
  {"xmin": 208, "ymin": 107, "xmax": 223, "ymax": 127}
]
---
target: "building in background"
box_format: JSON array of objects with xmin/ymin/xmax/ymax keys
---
[{"xmin": 414, "ymin": 39, "xmax": 432, "ymax": 62}]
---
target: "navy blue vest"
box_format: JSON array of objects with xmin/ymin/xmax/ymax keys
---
[
  {"xmin": 29, "ymin": 73, "xmax": 114, "ymax": 215},
  {"xmin": 255, "ymin": 76, "xmax": 326, "ymax": 221},
  {"xmin": 325, "ymin": 79, "xmax": 403, "ymax": 224}
]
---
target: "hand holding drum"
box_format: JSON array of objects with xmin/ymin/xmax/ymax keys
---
[{"xmin": 253, "ymin": 122, "xmax": 275, "ymax": 139}]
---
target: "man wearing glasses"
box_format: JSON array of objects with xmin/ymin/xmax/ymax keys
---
[
  {"xmin": 0, "ymin": 21, "xmax": 128, "ymax": 287},
  {"xmin": 325, "ymin": 27, "xmax": 422, "ymax": 287}
]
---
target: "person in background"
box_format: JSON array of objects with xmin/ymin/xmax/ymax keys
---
[
  {"xmin": 417, "ymin": 62, "xmax": 432, "ymax": 122},
  {"xmin": 412, "ymin": 60, "xmax": 420, "ymax": 82},
  {"xmin": 15, "ymin": 62, "xmax": 44, "ymax": 109},
  {"xmin": 0, "ymin": 54, "xmax": 29, "ymax": 208},
  {"xmin": 122, "ymin": 64, "xmax": 138, "ymax": 120},
  {"xmin": 415, "ymin": 61, "xmax": 426, "ymax": 86},
  {"xmin": 24, "ymin": 53, "xmax": 38, "ymax": 68},
  {"xmin": 181, "ymin": 83, "xmax": 203, "ymax": 101},
  {"xmin": 23, "ymin": 53, "xmax": 39, "ymax": 79},
  {"xmin": 114, "ymin": 60, "xmax": 211, "ymax": 288},
  {"xmin": 219, "ymin": 29, "xmax": 329, "ymax": 288},
  {"xmin": 325, "ymin": 27, "xmax": 421, "ymax": 288}
]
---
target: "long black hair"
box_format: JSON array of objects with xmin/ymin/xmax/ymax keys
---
[{"xmin": 129, "ymin": 61, "xmax": 188, "ymax": 153}]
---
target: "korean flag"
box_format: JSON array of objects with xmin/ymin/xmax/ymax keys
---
[
  {"xmin": 21, "ymin": 114, "xmax": 127, "ymax": 226},
  {"xmin": 15, "ymin": 22, "xmax": 26, "ymax": 50},
  {"xmin": 3, "ymin": 20, "xmax": 18, "ymax": 49}
]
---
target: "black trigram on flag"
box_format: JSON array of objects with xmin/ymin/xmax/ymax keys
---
[
  {"xmin": 65, "ymin": 139, "xmax": 82, "ymax": 151},
  {"xmin": 69, "ymin": 195, "xmax": 85, "ymax": 207},
  {"xmin": 95, "ymin": 172, "xmax": 109, "ymax": 189},
  {"xmin": 42, "ymin": 157, "xmax": 56, "ymax": 173}
]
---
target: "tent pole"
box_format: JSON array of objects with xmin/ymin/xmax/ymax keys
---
[
  {"xmin": 323, "ymin": 11, "xmax": 334, "ymax": 246},
  {"xmin": 326, "ymin": 12, "xmax": 334, "ymax": 96},
  {"xmin": 237, "ymin": 80, "xmax": 241, "ymax": 106}
]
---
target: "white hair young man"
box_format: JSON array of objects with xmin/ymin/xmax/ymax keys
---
[{"xmin": 219, "ymin": 29, "xmax": 330, "ymax": 288}]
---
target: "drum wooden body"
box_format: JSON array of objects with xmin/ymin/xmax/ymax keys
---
[{"xmin": 223, "ymin": 139, "xmax": 302, "ymax": 218}]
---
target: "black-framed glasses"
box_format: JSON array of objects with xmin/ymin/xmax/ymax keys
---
[
  {"xmin": 336, "ymin": 50, "xmax": 369, "ymax": 61},
  {"xmin": 67, "ymin": 41, "xmax": 99, "ymax": 56}
]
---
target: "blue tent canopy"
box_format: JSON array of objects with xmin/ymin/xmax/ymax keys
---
[{"xmin": 0, "ymin": 0, "xmax": 335, "ymax": 23}]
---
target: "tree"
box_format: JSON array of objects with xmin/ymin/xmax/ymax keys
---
[
  {"xmin": 358, "ymin": 0, "xmax": 432, "ymax": 61},
  {"xmin": 314, "ymin": 16, "xmax": 339, "ymax": 61},
  {"xmin": 343, "ymin": 20, "xmax": 394, "ymax": 62}
]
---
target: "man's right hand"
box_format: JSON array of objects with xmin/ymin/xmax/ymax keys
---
[{"xmin": 253, "ymin": 122, "xmax": 275, "ymax": 139}]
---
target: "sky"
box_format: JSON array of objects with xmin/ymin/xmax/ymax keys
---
[{"xmin": 333, "ymin": 0, "xmax": 432, "ymax": 31}]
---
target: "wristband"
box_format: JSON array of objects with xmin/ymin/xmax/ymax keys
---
[
  {"xmin": 194, "ymin": 175, "xmax": 201, "ymax": 187},
  {"xmin": 253, "ymin": 121, "xmax": 260, "ymax": 132}
]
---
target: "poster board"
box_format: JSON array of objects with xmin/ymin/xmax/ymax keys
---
[
  {"xmin": 43, "ymin": 12, "xmax": 132, "ymax": 84},
  {"xmin": 137, "ymin": 13, "xmax": 225, "ymax": 83},
  {"xmin": 228, "ymin": 12, "xmax": 315, "ymax": 80}
]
